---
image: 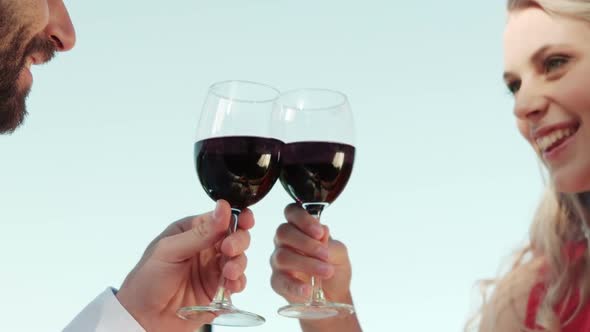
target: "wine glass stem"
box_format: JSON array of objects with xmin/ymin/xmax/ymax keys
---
[
  {"xmin": 307, "ymin": 207, "xmax": 327, "ymax": 305},
  {"xmin": 211, "ymin": 208, "xmax": 241, "ymax": 306},
  {"xmin": 310, "ymin": 276, "xmax": 327, "ymax": 305}
]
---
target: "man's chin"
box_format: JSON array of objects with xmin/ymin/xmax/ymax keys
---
[
  {"xmin": 0, "ymin": 92, "xmax": 28, "ymax": 134},
  {"xmin": 0, "ymin": 114, "xmax": 25, "ymax": 134}
]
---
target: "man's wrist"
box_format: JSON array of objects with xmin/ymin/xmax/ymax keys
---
[
  {"xmin": 63, "ymin": 288, "xmax": 147, "ymax": 332},
  {"xmin": 115, "ymin": 287, "xmax": 150, "ymax": 331}
]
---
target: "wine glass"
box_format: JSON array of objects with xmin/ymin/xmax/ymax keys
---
[
  {"xmin": 271, "ymin": 88, "xmax": 356, "ymax": 319},
  {"xmin": 177, "ymin": 80, "xmax": 284, "ymax": 327}
]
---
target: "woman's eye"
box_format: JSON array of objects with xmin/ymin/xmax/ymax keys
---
[
  {"xmin": 543, "ymin": 56, "xmax": 569, "ymax": 74},
  {"xmin": 507, "ymin": 80, "xmax": 521, "ymax": 94}
]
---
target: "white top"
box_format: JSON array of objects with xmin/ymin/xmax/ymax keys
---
[{"xmin": 63, "ymin": 288, "xmax": 146, "ymax": 332}]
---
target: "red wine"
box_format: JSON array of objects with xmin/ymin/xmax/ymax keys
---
[
  {"xmin": 280, "ymin": 141, "xmax": 355, "ymax": 205},
  {"xmin": 195, "ymin": 136, "xmax": 283, "ymax": 209}
]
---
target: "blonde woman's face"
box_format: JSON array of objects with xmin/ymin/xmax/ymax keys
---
[{"xmin": 504, "ymin": 7, "xmax": 590, "ymax": 193}]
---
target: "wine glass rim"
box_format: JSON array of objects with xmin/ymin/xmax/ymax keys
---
[
  {"xmin": 209, "ymin": 80, "xmax": 280, "ymax": 104},
  {"xmin": 277, "ymin": 88, "xmax": 349, "ymax": 111}
]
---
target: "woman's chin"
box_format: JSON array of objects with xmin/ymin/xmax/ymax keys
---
[{"xmin": 552, "ymin": 171, "xmax": 590, "ymax": 194}]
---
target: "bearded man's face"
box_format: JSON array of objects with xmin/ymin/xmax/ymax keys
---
[{"xmin": 0, "ymin": 0, "xmax": 75, "ymax": 134}]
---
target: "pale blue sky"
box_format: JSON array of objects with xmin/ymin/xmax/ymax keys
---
[{"xmin": 0, "ymin": 1, "xmax": 544, "ymax": 331}]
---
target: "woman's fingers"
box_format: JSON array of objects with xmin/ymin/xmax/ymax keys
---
[
  {"xmin": 271, "ymin": 271, "xmax": 311, "ymax": 302},
  {"xmin": 271, "ymin": 247, "xmax": 334, "ymax": 278},
  {"xmin": 275, "ymin": 223, "xmax": 329, "ymax": 261},
  {"xmin": 284, "ymin": 204, "xmax": 325, "ymax": 240}
]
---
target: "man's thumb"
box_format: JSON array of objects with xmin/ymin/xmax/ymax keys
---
[{"xmin": 153, "ymin": 200, "xmax": 231, "ymax": 262}]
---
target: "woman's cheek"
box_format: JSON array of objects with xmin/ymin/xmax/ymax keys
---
[{"xmin": 517, "ymin": 120, "xmax": 531, "ymax": 142}]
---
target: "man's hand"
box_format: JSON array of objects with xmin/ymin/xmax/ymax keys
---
[{"xmin": 116, "ymin": 200, "xmax": 253, "ymax": 332}]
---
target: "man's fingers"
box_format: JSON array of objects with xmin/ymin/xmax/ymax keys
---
[
  {"xmin": 283, "ymin": 204, "xmax": 325, "ymax": 240},
  {"xmin": 222, "ymin": 254, "xmax": 247, "ymax": 281},
  {"xmin": 221, "ymin": 229, "xmax": 251, "ymax": 258},
  {"xmin": 152, "ymin": 200, "xmax": 231, "ymax": 263},
  {"xmin": 271, "ymin": 271, "xmax": 310, "ymax": 302},
  {"xmin": 225, "ymin": 275, "xmax": 247, "ymax": 294},
  {"xmin": 237, "ymin": 208, "xmax": 255, "ymax": 230},
  {"xmin": 275, "ymin": 223, "xmax": 329, "ymax": 261}
]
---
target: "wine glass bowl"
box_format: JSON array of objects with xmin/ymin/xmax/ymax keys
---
[
  {"xmin": 279, "ymin": 140, "xmax": 355, "ymax": 208},
  {"xmin": 195, "ymin": 136, "xmax": 282, "ymax": 210}
]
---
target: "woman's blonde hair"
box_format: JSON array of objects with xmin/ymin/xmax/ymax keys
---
[
  {"xmin": 469, "ymin": 1, "xmax": 590, "ymax": 331},
  {"xmin": 469, "ymin": 188, "xmax": 589, "ymax": 331}
]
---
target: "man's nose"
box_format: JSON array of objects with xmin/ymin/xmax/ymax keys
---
[{"xmin": 44, "ymin": 0, "xmax": 76, "ymax": 51}]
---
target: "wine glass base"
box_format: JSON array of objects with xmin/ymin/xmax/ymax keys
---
[
  {"xmin": 177, "ymin": 303, "xmax": 265, "ymax": 327},
  {"xmin": 278, "ymin": 302, "xmax": 355, "ymax": 320}
]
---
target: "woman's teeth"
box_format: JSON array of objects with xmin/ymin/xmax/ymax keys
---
[{"xmin": 536, "ymin": 127, "xmax": 576, "ymax": 152}]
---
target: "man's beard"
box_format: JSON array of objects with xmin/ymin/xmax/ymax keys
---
[{"xmin": 0, "ymin": 29, "xmax": 56, "ymax": 134}]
